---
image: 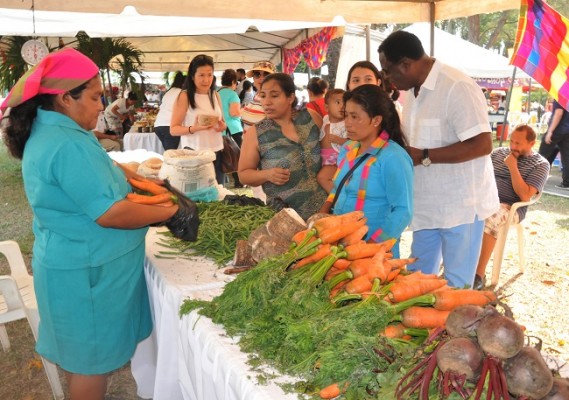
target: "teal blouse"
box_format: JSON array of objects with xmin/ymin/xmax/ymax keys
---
[{"xmin": 22, "ymin": 109, "xmax": 147, "ymax": 270}]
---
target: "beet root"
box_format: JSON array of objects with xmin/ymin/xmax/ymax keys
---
[
  {"xmin": 476, "ymin": 312, "xmax": 524, "ymax": 359},
  {"xmin": 504, "ymin": 346, "xmax": 554, "ymax": 399},
  {"xmin": 436, "ymin": 337, "xmax": 483, "ymax": 381},
  {"xmin": 445, "ymin": 305, "xmax": 484, "ymax": 338},
  {"xmin": 541, "ymin": 377, "xmax": 569, "ymax": 400}
]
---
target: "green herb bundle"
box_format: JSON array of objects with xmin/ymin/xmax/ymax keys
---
[
  {"xmin": 154, "ymin": 202, "xmax": 275, "ymax": 266},
  {"xmin": 180, "ymin": 240, "xmax": 402, "ymax": 399}
]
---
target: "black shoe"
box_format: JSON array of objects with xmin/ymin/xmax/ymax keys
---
[
  {"xmin": 555, "ymin": 183, "xmax": 569, "ymax": 190},
  {"xmin": 473, "ymin": 274, "xmax": 486, "ymax": 290}
]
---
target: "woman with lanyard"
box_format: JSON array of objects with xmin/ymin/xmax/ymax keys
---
[
  {"xmin": 319, "ymin": 84, "xmax": 413, "ymax": 258},
  {"xmin": 0, "ymin": 48, "xmax": 182, "ymax": 399}
]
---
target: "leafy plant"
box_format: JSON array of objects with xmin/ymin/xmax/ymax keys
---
[
  {"xmin": 74, "ymin": 32, "xmax": 144, "ymax": 103},
  {"xmin": 0, "ymin": 36, "xmax": 33, "ymax": 94}
]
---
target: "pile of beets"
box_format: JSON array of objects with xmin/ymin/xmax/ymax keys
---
[{"xmin": 395, "ymin": 305, "xmax": 569, "ymax": 399}]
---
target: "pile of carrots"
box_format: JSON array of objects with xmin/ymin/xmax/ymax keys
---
[
  {"xmin": 287, "ymin": 212, "xmax": 498, "ymax": 399},
  {"xmin": 126, "ymin": 176, "xmax": 177, "ymax": 207}
]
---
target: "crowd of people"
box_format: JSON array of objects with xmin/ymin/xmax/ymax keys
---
[{"xmin": 0, "ymin": 28, "xmax": 561, "ymax": 400}]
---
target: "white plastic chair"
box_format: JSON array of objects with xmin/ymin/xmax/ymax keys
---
[
  {"xmin": 0, "ymin": 240, "xmax": 64, "ymax": 400},
  {"xmin": 491, "ymin": 192, "xmax": 542, "ymax": 286}
]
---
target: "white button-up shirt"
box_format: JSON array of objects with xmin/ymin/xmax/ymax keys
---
[{"xmin": 402, "ymin": 60, "xmax": 499, "ymax": 230}]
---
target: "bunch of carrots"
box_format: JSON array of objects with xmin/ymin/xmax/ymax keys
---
[
  {"xmin": 286, "ymin": 212, "xmax": 498, "ymax": 399},
  {"xmin": 126, "ymin": 176, "xmax": 177, "ymax": 207}
]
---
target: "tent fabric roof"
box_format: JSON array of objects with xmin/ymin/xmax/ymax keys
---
[
  {"xmin": 403, "ymin": 23, "xmax": 528, "ymax": 79},
  {"xmin": 0, "ymin": 0, "xmax": 520, "ymax": 24},
  {"xmin": 0, "ymin": 1, "xmax": 521, "ymax": 73}
]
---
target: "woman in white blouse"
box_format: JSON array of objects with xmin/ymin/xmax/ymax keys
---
[{"xmin": 170, "ymin": 54, "xmax": 227, "ymax": 184}]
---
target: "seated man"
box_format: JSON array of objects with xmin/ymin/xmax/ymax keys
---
[
  {"xmin": 93, "ymin": 111, "xmax": 122, "ymax": 152},
  {"xmin": 474, "ymin": 125, "xmax": 550, "ymax": 289}
]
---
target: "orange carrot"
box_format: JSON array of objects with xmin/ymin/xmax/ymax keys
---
[
  {"xmin": 329, "ymin": 281, "xmax": 346, "ymax": 298},
  {"xmin": 382, "ymin": 323, "xmax": 406, "ymax": 339},
  {"xmin": 393, "ymin": 271, "xmax": 439, "ymax": 281},
  {"xmin": 291, "ymin": 229, "xmax": 311, "ymax": 245},
  {"xmin": 313, "ymin": 211, "xmax": 365, "ymax": 232},
  {"xmin": 399, "ymin": 307, "xmax": 451, "ymax": 329},
  {"xmin": 332, "ymin": 259, "xmax": 351, "ymax": 271},
  {"xmin": 385, "ymin": 257, "xmax": 418, "ymax": 270},
  {"xmin": 344, "ymin": 241, "xmax": 392, "ymax": 261},
  {"xmin": 432, "ymin": 289, "xmax": 497, "ymax": 311},
  {"xmin": 318, "ymin": 218, "xmax": 367, "ymax": 244},
  {"xmin": 386, "ymin": 268, "xmax": 401, "ymax": 282},
  {"xmin": 388, "ymin": 279, "xmax": 448, "ymax": 303},
  {"xmin": 293, "ymin": 244, "xmax": 333, "ymax": 269},
  {"xmin": 324, "ymin": 267, "xmax": 343, "ymax": 281},
  {"xmin": 348, "ymin": 258, "xmax": 374, "ymax": 278},
  {"xmin": 339, "ymin": 225, "xmax": 369, "ymax": 246},
  {"xmin": 319, "ymin": 382, "xmax": 346, "ymax": 399},
  {"xmin": 428, "ymin": 284, "xmax": 451, "ymax": 294},
  {"xmin": 126, "ymin": 192, "xmax": 174, "ymax": 205},
  {"xmin": 366, "ymin": 251, "xmax": 389, "ymax": 282},
  {"xmin": 344, "ymin": 275, "xmax": 373, "ymax": 294},
  {"xmin": 128, "ymin": 176, "xmax": 168, "ymax": 195}
]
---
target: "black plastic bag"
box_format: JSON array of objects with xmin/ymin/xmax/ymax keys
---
[
  {"xmin": 266, "ymin": 197, "xmax": 289, "ymax": 212},
  {"xmin": 222, "ymin": 194, "xmax": 266, "ymax": 207},
  {"xmin": 163, "ymin": 180, "xmax": 200, "ymax": 242}
]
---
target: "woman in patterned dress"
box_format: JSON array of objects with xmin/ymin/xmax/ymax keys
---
[{"xmin": 238, "ymin": 73, "xmax": 327, "ymax": 220}]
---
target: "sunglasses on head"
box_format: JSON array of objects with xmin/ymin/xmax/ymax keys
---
[{"xmin": 253, "ymin": 71, "xmax": 270, "ymax": 78}]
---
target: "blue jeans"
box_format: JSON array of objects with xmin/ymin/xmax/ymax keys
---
[{"xmin": 408, "ymin": 217, "xmax": 484, "ymax": 288}]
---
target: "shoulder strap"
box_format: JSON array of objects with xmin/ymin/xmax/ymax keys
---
[{"xmin": 330, "ymin": 153, "xmax": 371, "ymax": 211}]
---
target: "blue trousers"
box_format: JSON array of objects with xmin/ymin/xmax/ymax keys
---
[{"xmin": 409, "ymin": 217, "xmax": 484, "ymax": 288}]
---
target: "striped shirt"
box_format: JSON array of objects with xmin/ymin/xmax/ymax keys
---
[{"xmin": 491, "ymin": 147, "xmax": 550, "ymax": 220}]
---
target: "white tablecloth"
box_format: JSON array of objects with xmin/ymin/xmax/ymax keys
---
[
  {"xmin": 131, "ymin": 228, "xmax": 297, "ymax": 400},
  {"xmin": 123, "ymin": 131, "xmax": 165, "ymax": 154}
]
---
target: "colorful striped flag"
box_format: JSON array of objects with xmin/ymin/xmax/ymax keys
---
[{"xmin": 511, "ymin": 0, "xmax": 569, "ymax": 110}]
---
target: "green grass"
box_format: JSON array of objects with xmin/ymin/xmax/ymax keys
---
[{"xmin": 0, "ymin": 144, "xmax": 34, "ymax": 253}]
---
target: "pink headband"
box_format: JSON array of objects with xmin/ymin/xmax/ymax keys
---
[{"xmin": 1, "ymin": 48, "xmax": 100, "ymax": 112}]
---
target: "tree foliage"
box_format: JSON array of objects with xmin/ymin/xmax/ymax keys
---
[{"xmin": 0, "ymin": 36, "xmax": 33, "ymax": 94}]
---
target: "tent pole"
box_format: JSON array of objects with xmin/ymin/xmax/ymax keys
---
[
  {"xmin": 499, "ymin": 66, "xmax": 517, "ymax": 146},
  {"xmin": 429, "ymin": 2, "xmax": 435, "ymax": 56},
  {"xmin": 365, "ymin": 25, "xmax": 371, "ymax": 61}
]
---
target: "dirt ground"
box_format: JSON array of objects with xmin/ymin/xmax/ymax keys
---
[{"xmin": 1, "ymin": 192, "xmax": 568, "ymax": 399}]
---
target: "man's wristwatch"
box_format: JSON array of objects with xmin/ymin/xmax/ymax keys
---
[{"xmin": 421, "ymin": 148, "xmax": 432, "ymax": 167}]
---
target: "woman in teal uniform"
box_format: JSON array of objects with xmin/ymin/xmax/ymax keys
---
[{"xmin": 0, "ymin": 49, "xmax": 178, "ymax": 400}]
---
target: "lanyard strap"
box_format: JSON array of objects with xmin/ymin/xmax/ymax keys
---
[{"xmin": 330, "ymin": 153, "xmax": 371, "ymax": 211}]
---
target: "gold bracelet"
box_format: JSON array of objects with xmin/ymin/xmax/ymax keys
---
[{"xmin": 188, "ymin": 126, "xmax": 192, "ymax": 134}]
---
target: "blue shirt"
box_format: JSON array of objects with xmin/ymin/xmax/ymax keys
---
[
  {"xmin": 22, "ymin": 109, "xmax": 147, "ymax": 270},
  {"xmin": 218, "ymin": 87, "xmax": 243, "ymax": 135},
  {"xmin": 332, "ymin": 138, "xmax": 414, "ymax": 257}
]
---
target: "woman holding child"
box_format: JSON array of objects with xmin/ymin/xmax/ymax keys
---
[{"xmin": 320, "ymin": 85, "xmax": 413, "ymax": 258}]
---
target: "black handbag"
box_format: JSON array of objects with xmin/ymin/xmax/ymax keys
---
[{"xmin": 221, "ymin": 134, "xmax": 241, "ymax": 173}]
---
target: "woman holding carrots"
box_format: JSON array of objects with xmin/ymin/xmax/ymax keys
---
[
  {"xmin": 0, "ymin": 49, "xmax": 180, "ymax": 400},
  {"xmin": 320, "ymin": 84, "xmax": 414, "ymax": 258}
]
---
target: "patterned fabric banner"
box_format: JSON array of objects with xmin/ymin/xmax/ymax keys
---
[
  {"xmin": 511, "ymin": 0, "xmax": 569, "ymax": 110},
  {"xmin": 283, "ymin": 27, "xmax": 337, "ymax": 74}
]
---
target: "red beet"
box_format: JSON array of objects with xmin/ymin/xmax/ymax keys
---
[
  {"xmin": 436, "ymin": 337, "xmax": 484, "ymax": 380},
  {"xmin": 476, "ymin": 312, "xmax": 524, "ymax": 359},
  {"xmin": 504, "ymin": 346, "xmax": 554, "ymax": 399},
  {"xmin": 541, "ymin": 377, "xmax": 569, "ymax": 400},
  {"xmin": 445, "ymin": 305, "xmax": 484, "ymax": 338}
]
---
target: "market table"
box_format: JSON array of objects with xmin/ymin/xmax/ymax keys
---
[
  {"xmin": 123, "ymin": 131, "xmax": 165, "ymax": 154},
  {"xmin": 131, "ymin": 228, "xmax": 298, "ymax": 400}
]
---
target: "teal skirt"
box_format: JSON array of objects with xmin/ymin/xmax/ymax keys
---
[{"xmin": 33, "ymin": 241, "xmax": 152, "ymax": 375}]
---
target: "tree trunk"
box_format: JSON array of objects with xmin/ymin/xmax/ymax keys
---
[
  {"xmin": 485, "ymin": 11, "xmax": 512, "ymax": 50},
  {"xmin": 467, "ymin": 15, "xmax": 481, "ymax": 45}
]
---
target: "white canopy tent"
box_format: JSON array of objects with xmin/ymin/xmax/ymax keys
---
[
  {"xmin": 0, "ymin": 0, "xmax": 520, "ymax": 25},
  {"xmin": 0, "ymin": 1, "xmax": 521, "ymax": 72}
]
